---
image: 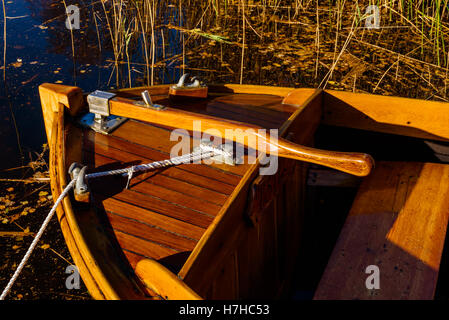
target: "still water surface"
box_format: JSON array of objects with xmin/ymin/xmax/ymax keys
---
[{"xmin": 0, "ymin": 0, "xmax": 184, "ymax": 171}]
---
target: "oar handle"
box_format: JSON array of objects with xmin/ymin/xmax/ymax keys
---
[{"xmin": 273, "ymin": 138, "xmax": 374, "ymax": 177}]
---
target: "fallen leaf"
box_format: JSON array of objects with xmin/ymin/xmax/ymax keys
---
[
  {"xmin": 38, "ymin": 191, "xmax": 48, "ymax": 197},
  {"xmin": 6, "ymin": 187, "xmax": 14, "ymax": 192},
  {"xmin": 40, "ymin": 244, "xmax": 50, "ymax": 250},
  {"xmin": 10, "ymin": 61, "xmax": 22, "ymax": 68}
]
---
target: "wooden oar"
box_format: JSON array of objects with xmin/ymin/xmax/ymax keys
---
[{"xmin": 109, "ymin": 96, "xmax": 374, "ymax": 177}]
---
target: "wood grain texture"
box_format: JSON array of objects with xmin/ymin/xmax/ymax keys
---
[
  {"xmin": 109, "ymin": 96, "xmax": 373, "ymax": 176},
  {"xmin": 179, "ymin": 89, "xmax": 321, "ymax": 298},
  {"xmin": 314, "ymin": 161, "xmax": 449, "ymax": 300},
  {"xmin": 43, "ymin": 83, "xmax": 318, "ymax": 300},
  {"xmin": 79, "ymin": 89, "xmax": 302, "ymax": 296},
  {"xmin": 38, "ymin": 83, "xmax": 84, "ymax": 141},
  {"xmin": 169, "ymin": 86, "xmax": 208, "ymax": 98},
  {"xmin": 136, "ymin": 259, "xmax": 202, "ymax": 300},
  {"xmin": 323, "ymin": 90, "xmax": 449, "ymax": 142}
]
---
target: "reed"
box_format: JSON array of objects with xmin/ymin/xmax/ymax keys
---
[
  {"xmin": 2, "ymin": 0, "xmax": 6, "ymax": 81},
  {"xmin": 87, "ymin": 0, "xmax": 449, "ymax": 97}
]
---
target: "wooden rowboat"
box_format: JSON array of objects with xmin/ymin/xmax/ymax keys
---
[{"xmin": 39, "ymin": 82, "xmax": 449, "ymax": 300}]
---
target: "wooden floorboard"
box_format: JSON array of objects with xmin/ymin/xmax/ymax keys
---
[
  {"xmin": 91, "ymin": 186, "xmax": 215, "ymax": 229},
  {"xmin": 101, "ymin": 197, "xmax": 205, "ymax": 240},
  {"xmin": 106, "ymin": 211, "xmax": 197, "ymax": 252},
  {"xmin": 110, "ymin": 120, "xmax": 251, "ymax": 177},
  {"xmin": 87, "ymin": 152, "xmax": 222, "ymax": 216},
  {"xmin": 85, "ymin": 130, "xmax": 242, "ymax": 190},
  {"xmin": 84, "ymin": 143, "xmax": 232, "ymax": 201},
  {"xmin": 113, "ymin": 229, "xmax": 178, "ymax": 260}
]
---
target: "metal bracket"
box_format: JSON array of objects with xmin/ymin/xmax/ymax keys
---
[
  {"xmin": 83, "ymin": 90, "xmax": 127, "ymax": 134},
  {"xmin": 78, "ymin": 113, "xmax": 128, "ymax": 134},
  {"xmin": 87, "ymin": 90, "xmax": 116, "ymax": 116}
]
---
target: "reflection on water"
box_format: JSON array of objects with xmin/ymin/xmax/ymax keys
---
[{"xmin": 0, "ymin": 0, "xmax": 103, "ymax": 170}]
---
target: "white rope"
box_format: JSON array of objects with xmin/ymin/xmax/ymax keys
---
[
  {"xmin": 0, "ymin": 178, "xmax": 76, "ymax": 300},
  {"xmin": 0, "ymin": 145, "xmax": 227, "ymax": 300},
  {"xmin": 85, "ymin": 148, "xmax": 216, "ymax": 180}
]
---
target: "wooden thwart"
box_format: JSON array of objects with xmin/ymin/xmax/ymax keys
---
[{"xmin": 314, "ymin": 161, "xmax": 449, "ymax": 300}]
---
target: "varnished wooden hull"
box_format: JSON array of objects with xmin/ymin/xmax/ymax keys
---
[{"xmin": 39, "ymin": 83, "xmax": 449, "ymax": 300}]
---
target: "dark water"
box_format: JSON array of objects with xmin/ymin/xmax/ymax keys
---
[
  {"xmin": 1, "ymin": 0, "xmax": 96, "ymax": 170},
  {"xmin": 0, "ymin": 0, "xmax": 186, "ymax": 171}
]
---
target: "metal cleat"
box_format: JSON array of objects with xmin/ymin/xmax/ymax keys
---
[
  {"xmin": 169, "ymin": 73, "xmax": 208, "ymax": 99},
  {"xmin": 134, "ymin": 90, "xmax": 165, "ymax": 110},
  {"xmin": 68, "ymin": 162, "xmax": 90, "ymax": 202}
]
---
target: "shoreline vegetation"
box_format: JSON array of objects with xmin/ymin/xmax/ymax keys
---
[
  {"xmin": 80, "ymin": 0, "xmax": 449, "ymax": 99},
  {"xmin": 1, "ymin": 0, "xmax": 449, "ymax": 299}
]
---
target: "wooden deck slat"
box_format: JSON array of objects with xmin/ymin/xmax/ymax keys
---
[
  {"xmin": 110, "ymin": 120, "xmax": 251, "ymax": 177},
  {"xmin": 101, "ymin": 197, "xmax": 205, "ymax": 241},
  {"xmin": 106, "ymin": 212, "xmax": 197, "ymax": 252},
  {"xmin": 113, "ymin": 230, "xmax": 178, "ymax": 260},
  {"xmin": 207, "ymin": 93, "xmax": 297, "ymax": 113},
  {"xmin": 84, "ymin": 143, "xmax": 229, "ymax": 203},
  {"xmin": 85, "ymin": 130, "xmax": 242, "ymax": 192},
  {"xmin": 86, "ymin": 152, "xmax": 222, "ymax": 216},
  {"xmin": 192, "ymin": 105, "xmax": 285, "ymax": 129},
  {"xmin": 91, "ymin": 185, "xmax": 214, "ymax": 229},
  {"xmin": 206, "ymin": 101, "xmax": 290, "ymax": 126}
]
